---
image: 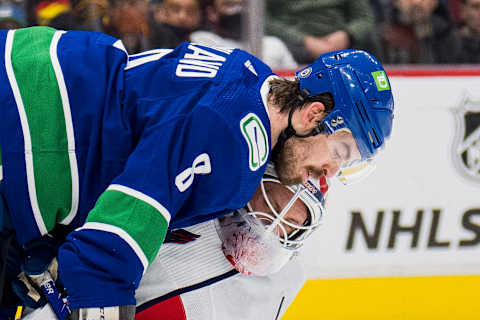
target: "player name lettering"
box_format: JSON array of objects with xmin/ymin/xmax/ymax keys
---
[{"xmin": 176, "ymin": 44, "xmax": 233, "ymax": 78}]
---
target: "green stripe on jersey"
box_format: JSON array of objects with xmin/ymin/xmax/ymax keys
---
[
  {"xmin": 86, "ymin": 189, "xmax": 169, "ymax": 264},
  {"xmin": 9, "ymin": 27, "xmax": 75, "ymax": 231}
]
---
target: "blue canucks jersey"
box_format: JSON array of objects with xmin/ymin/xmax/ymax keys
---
[{"xmin": 0, "ymin": 27, "xmax": 273, "ymax": 307}]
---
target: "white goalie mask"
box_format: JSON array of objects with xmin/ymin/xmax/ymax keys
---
[
  {"xmin": 248, "ymin": 163, "xmax": 327, "ymax": 250},
  {"xmin": 216, "ymin": 163, "xmax": 327, "ymax": 276}
]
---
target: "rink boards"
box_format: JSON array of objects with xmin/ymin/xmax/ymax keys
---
[{"xmin": 278, "ymin": 69, "xmax": 480, "ymax": 320}]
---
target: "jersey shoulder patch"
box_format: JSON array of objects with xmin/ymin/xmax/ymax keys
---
[{"xmin": 240, "ymin": 113, "xmax": 269, "ymax": 171}]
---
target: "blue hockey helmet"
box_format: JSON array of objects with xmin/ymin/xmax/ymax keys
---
[{"xmin": 296, "ymin": 49, "xmax": 394, "ymax": 162}]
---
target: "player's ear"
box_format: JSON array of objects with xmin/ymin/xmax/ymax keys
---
[{"xmin": 302, "ymin": 101, "xmax": 326, "ymax": 131}]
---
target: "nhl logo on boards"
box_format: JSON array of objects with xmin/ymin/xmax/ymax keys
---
[{"xmin": 452, "ymin": 94, "xmax": 480, "ymax": 183}]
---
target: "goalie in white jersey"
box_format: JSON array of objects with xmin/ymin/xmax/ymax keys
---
[{"xmin": 24, "ymin": 163, "xmax": 328, "ymax": 320}]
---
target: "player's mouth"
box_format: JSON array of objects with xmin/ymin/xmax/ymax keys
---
[{"xmin": 302, "ymin": 168, "xmax": 326, "ymax": 184}]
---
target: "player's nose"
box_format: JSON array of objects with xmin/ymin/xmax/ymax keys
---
[{"xmin": 323, "ymin": 161, "xmax": 340, "ymax": 178}]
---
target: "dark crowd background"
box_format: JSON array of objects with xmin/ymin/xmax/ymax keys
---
[{"xmin": 0, "ymin": 0, "xmax": 479, "ymax": 67}]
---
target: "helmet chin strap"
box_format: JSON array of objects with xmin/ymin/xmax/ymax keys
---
[{"xmin": 272, "ymin": 91, "xmax": 326, "ymax": 160}]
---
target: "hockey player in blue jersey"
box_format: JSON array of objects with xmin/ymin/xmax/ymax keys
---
[
  {"xmin": 0, "ymin": 26, "xmax": 393, "ymax": 319},
  {"xmin": 23, "ymin": 162, "xmax": 329, "ymax": 320}
]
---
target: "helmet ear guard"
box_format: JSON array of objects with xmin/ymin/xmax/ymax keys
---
[{"xmin": 296, "ymin": 49, "xmax": 394, "ymax": 162}]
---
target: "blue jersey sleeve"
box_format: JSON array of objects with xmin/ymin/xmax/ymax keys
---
[
  {"xmin": 0, "ymin": 27, "xmax": 273, "ymax": 309},
  {"xmin": 58, "ymin": 106, "xmax": 245, "ymax": 307},
  {"xmin": 0, "ymin": 27, "xmax": 129, "ymax": 245}
]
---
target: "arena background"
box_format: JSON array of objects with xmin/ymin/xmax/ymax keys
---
[{"xmin": 276, "ymin": 68, "xmax": 480, "ymax": 320}]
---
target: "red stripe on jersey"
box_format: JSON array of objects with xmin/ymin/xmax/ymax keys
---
[{"xmin": 135, "ymin": 296, "xmax": 187, "ymax": 320}]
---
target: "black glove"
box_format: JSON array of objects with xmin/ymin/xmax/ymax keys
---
[{"xmin": 11, "ymin": 234, "xmax": 61, "ymax": 308}]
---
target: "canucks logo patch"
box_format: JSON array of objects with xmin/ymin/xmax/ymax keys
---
[
  {"xmin": 240, "ymin": 113, "xmax": 269, "ymax": 171},
  {"xmin": 452, "ymin": 94, "xmax": 480, "ymax": 183}
]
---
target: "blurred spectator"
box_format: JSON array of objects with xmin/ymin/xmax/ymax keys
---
[
  {"xmin": 452, "ymin": 0, "xmax": 480, "ymax": 63},
  {"xmin": 0, "ymin": 3, "xmax": 26, "ymax": 28},
  {"xmin": 26, "ymin": 0, "xmax": 108, "ymax": 31},
  {"xmin": 264, "ymin": 0, "xmax": 375, "ymax": 64},
  {"xmin": 34, "ymin": 0, "xmax": 70, "ymax": 26},
  {"xmin": 190, "ymin": 0, "xmax": 297, "ymax": 69},
  {"xmin": 71, "ymin": 0, "xmax": 108, "ymax": 31},
  {"xmin": 106, "ymin": 0, "xmax": 149, "ymax": 53},
  {"xmin": 380, "ymin": 0, "xmax": 458, "ymax": 63},
  {"xmin": 149, "ymin": 0, "xmax": 202, "ymax": 49},
  {"xmin": 32, "ymin": 0, "xmax": 81, "ymax": 30},
  {"xmin": 449, "ymin": 0, "xmax": 464, "ymax": 24}
]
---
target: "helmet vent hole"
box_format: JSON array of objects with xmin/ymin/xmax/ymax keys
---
[
  {"xmin": 368, "ymin": 132, "xmax": 374, "ymax": 144},
  {"xmin": 372, "ymin": 128, "xmax": 381, "ymax": 146},
  {"xmin": 358, "ymin": 101, "xmax": 371, "ymax": 122},
  {"xmin": 334, "ymin": 53, "xmax": 343, "ymax": 60},
  {"xmin": 354, "ymin": 102, "xmax": 366, "ymax": 122},
  {"xmin": 368, "ymin": 129, "xmax": 381, "ymax": 146}
]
